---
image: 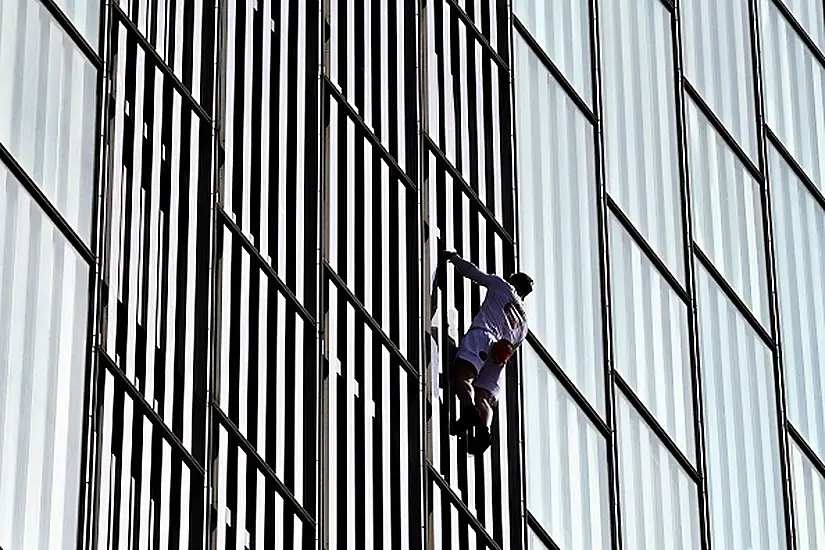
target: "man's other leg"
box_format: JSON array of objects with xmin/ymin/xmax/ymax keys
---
[
  {"xmin": 474, "ymin": 387, "xmax": 495, "ymax": 428},
  {"xmin": 468, "ymin": 388, "xmax": 495, "ymax": 454}
]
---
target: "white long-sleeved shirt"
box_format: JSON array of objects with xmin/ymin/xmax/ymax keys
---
[{"xmin": 450, "ymin": 254, "xmax": 528, "ymax": 345}]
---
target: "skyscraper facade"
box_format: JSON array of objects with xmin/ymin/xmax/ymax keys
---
[{"xmin": 1, "ymin": 0, "xmax": 824, "ymax": 549}]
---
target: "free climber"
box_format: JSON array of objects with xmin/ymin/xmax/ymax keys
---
[{"xmin": 442, "ymin": 251, "xmax": 533, "ymax": 454}]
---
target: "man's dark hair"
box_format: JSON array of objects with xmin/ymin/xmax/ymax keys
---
[{"xmin": 508, "ymin": 272, "xmax": 534, "ymax": 298}]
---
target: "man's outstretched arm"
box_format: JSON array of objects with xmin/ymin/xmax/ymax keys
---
[{"xmin": 444, "ymin": 251, "xmax": 499, "ymax": 287}]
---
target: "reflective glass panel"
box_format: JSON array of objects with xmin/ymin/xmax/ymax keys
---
[
  {"xmin": 523, "ymin": 344, "xmax": 611, "ymax": 550},
  {"xmin": 528, "ymin": 527, "xmax": 551, "ymax": 550},
  {"xmin": 789, "ymin": 438, "xmax": 825, "ymax": 550},
  {"xmin": 760, "ymin": 0, "xmax": 825, "ymax": 193},
  {"xmin": 681, "ymin": 0, "xmax": 758, "ymax": 158},
  {"xmin": 697, "ymin": 263, "xmax": 786, "ymax": 550},
  {"xmin": 769, "ymin": 144, "xmax": 825, "ymax": 461},
  {"xmin": 601, "ymin": 0, "xmax": 684, "ymax": 279},
  {"xmin": 514, "ymin": 33, "xmax": 603, "ymax": 413},
  {"xmin": 0, "ymin": 162, "xmax": 89, "ymax": 550},
  {"xmin": 686, "ymin": 97, "xmax": 770, "ymax": 325},
  {"xmin": 610, "ymin": 215, "xmax": 694, "ymax": 460},
  {"xmin": 513, "ymin": 0, "xmax": 592, "ymax": 102},
  {"xmin": 616, "ymin": 392, "xmax": 701, "ymax": 550},
  {"xmin": 779, "ymin": 0, "xmax": 825, "ymax": 51},
  {"xmin": 0, "ymin": 0, "xmax": 97, "ymax": 241},
  {"xmin": 53, "ymin": 0, "xmax": 99, "ymax": 45}
]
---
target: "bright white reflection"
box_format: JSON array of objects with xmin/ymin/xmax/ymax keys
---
[{"xmin": 0, "ymin": 163, "xmax": 88, "ymax": 550}]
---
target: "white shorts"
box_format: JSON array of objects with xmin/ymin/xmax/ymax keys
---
[{"xmin": 456, "ymin": 329, "xmax": 504, "ymax": 403}]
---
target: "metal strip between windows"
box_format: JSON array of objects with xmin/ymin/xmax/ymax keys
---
[
  {"xmin": 212, "ymin": 406, "xmax": 316, "ymax": 527},
  {"xmin": 98, "ymin": 350, "xmax": 204, "ymax": 475},
  {"xmin": 112, "ymin": 5, "xmax": 211, "ymax": 124},
  {"xmin": 0, "ymin": 142, "xmax": 94, "ymax": 263},
  {"xmin": 38, "ymin": 0, "xmax": 102, "ymax": 67}
]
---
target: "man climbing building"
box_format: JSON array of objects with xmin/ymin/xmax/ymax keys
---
[{"xmin": 442, "ymin": 250, "xmax": 533, "ymax": 455}]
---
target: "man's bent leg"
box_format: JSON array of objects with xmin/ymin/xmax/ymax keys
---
[
  {"xmin": 450, "ymin": 358, "xmax": 481, "ymax": 436},
  {"xmin": 451, "ymin": 358, "xmax": 477, "ymax": 407}
]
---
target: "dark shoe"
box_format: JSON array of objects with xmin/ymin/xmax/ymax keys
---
[
  {"xmin": 467, "ymin": 426, "xmax": 493, "ymax": 455},
  {"xmin": 450, "ymin": 406, "xmax": 481, "ymax": 436}
]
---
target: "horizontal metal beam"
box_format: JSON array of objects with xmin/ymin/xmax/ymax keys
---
[
  {"xmin": 764, "ymin": 127, "xmax": 825, "ymax": 212},
  {"xmin": 682, "ymin": 78, "xmax": 763, "ymax": 182},
  {"xmin": 323, "ymin": 261, "xmax": 419, "ymax": 377},
  {"xmin": 444, "ymin": 0, "xmax": 509, "ymax": 71},
  {"xmin": 787, "ymin": 422, "xmax": 825, "ymax": 480},
  {"xmin": 769, "ymin": 0, "xmax": 825, "ymax": 70},
  {"xmin": 614, "ymin": 373, "xmax": 701, "ymax": 483},
  {"xmin": 693, "ymin": 244, "xmax": 775, "ymax": 350},
  {"xmin": 98, "ymin": 349, "xmax": 205, "ymax": 476},
  {"xmin": 526, "ymin": 512, "xmax": 561, "ymax": 550},
  {"xmin": 512, "ymin": 16, "xmax": 595, "ymax": 124},
  {"xmin": 423, "ymin": 134, "xmax": 515, "ymax": 247},
  {"xmin": 39, "ymin": 0, "xmax": 102, "ymax": 67},
  {"xmin": 0, "ymin": 141, "xmax": 94, "ymax": 264},
  {"xmin": 606, "ymin": 195, "xmax": 689, "ymax": 302},
  {"xmin": 324, "ymin": 76, "xmax": 416, "ymax": 192},
  {"xmin": 217, "ymin": 207, "xmax": 316, "ymax": 325},
  {"xmin": 427, "ymin": 462, "xmax": 502, "ymax": 550},
  {"xmin": 213, "ymin": 405, "xmax": 316, "ymax": 526},
  {"xmin": 111, "ymin": 5, "xmax": 211, "ymax": 124},
  {"xmin": 524, "ymin": 333, "xmax": 611, "ymax": 438}
]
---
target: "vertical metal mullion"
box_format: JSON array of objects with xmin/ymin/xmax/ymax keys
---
[
  {"xmin": 588, "ymin": 0, "xmax": 623, "ymax": 548},
  {"xmin": 83, "ymin": 1, "xmax": 117, "ymax": 547},
  {"xmin": 747, "ymin": 0, "xmax": 798, "ymax": 547},
  {"xmin": 204, "ymin": 0, "xmax": 225, "ymax": 544},
  {"xmin": 415, "ymin": 0, "xmax": 432, "ymax": 548},
  {"xmin": 317, "ymin": 1, "xmax": 330, "ymax": 549},
  {"xmin": 670, "ymin": 1, "xmax": 712, "ymax": 549},
  {"xmin": 503, "ymin": 1, "xmax": 529, "ymax": 549}
]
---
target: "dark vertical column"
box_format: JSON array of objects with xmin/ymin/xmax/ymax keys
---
[
  {"xmin": 746, "ymin": 0, "xmax": 798, "ymax": 547},
  {"xmin": 589, "ymin": 0, "xmax": 623, "ymax": 548}
]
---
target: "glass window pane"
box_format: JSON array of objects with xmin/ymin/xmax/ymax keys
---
[
  {"xmin": 425, "ymin": 0, "xmax": 510, "ymax": 221},
  {"xmin": 429, "ymin": 485, "xmax": 499, "ymax": 550},
  {"xmin": 0, "ymin": 163, "xmax": 89, "ymax": 550},
  {"xmin": 779, "ymin": 0, "xmax": 825, "ymax": 51},
  {"xmin": 220, "ymin": 1, "xmax": 319, "ymax": 302},
  {"xmin": 513, "ymin": 0, "xmax": 592, "ymax": 102},
  {"xmin": 697, "ymin": 263, "xmax": 786, "ymax": 550},
  {"xmin": 0, "ymin": 0, "xmax": 97, "ymax": 241},
  {"xmin": 53, "ymin": 0, "xmax": 99, "ymax": 46},
  {"xmin": 514, "ymin": 33, "xmax": 603, "ymax": 413},
  {"xmin": 528, "ymin": 527, "xmax": 552, "ymax": 550},
  {"xmin": 686, "ymin": 97, "xmax": 770, "ymax": 325},
  {"xmin": 602, "ymin": 0, "xmax": 685, "ymax": 279},
  {"xmin": 681, "ymin": 0, "xmax": 758, "ymax": 159},
  {"xmin": 217, "ymin": 227, "xmax": 314, "ymax": 505},
  {"xmin": 616, "ymin": 392, "xmax": 701, "ymax": 550},
  {"xmin": 760, "ymin": 0, "xmax": 825, "ymax": 193},
  {"xmin": 609, "ymin": 215, "xmax": 694, "ymax": 460},
  {"xmin": 769, "ymin": 144, "xmax": 825, "ymax": 461},
  {"xmin": 326, "ymin": 0, "xmax": 414, "ymax": 171},
  {"xmin": 213, "ymin": 422, "xmax": 309, "ymax": 550},
  {"xmin": 324, "ymin": 281, "xmax": 420, "ymax": 548},
  {"xmin": 523, "ymin": 345, "xmax": 611, "ymax": 550},
  {"xmin": 101, "ymin": 25, "xmax": 212, "ymax": 462},
  {"xmin": 124, "ymin": 0, "xmax": 214, "ymax": 107},
  {"xmin": 789, "ymin": 438, "xmax": 825, "ymax": 550},
  {"xmin": 95, "ymin": 369, "xmax": 206, "ymax": 549},
  {"xmin": 326, "ymin": 98, "xmax": 418, "ymax": 359}
]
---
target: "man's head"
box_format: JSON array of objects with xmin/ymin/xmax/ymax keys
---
[{"xmin": 508, "ymin": 272, "xmax": 534, "ymax": 299}]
